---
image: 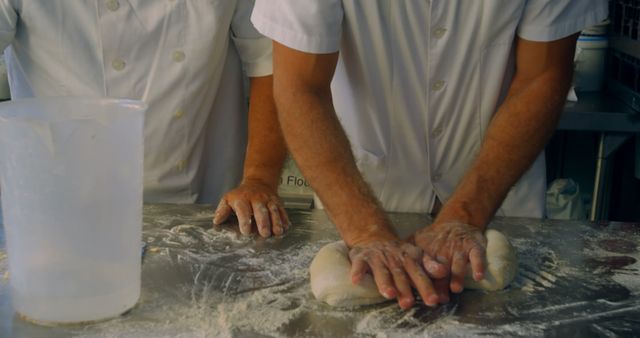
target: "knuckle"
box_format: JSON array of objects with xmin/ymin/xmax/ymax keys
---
[
  {"xmin": 391, "ymin": 267, "xmax": 405, "ymax": 274},
  {"xmin": 416, "ymin": 270, "xmax": 428, "ymax": 279}
]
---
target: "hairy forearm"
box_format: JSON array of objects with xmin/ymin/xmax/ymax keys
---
[
  {"xmin": 274, "ymin": 86, "xmax": 396, "ymax": 246},
  {"xmin": 437, "ymin": 66, "xmax": 572, "ymax": 228},
  {"xmin": 242, "ymin": 76, "xmax": 287, "ymax": 190}
]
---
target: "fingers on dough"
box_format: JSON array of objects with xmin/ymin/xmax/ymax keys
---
[{"xmin": 309, "ymin": 229, "xmax": 517, "ymax": 307}]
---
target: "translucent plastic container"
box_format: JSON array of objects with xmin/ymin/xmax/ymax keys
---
[
  {"xmin": 0, "ymin": 97, "xmax": 146, "ymax": 325},
  {"xmin": 574, "ymin": 35, "xmax": 609, "ymax": 92}
]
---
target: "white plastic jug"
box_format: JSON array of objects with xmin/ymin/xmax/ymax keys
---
[{"xmin": 0, "ymin": 97, "xmax": 146, "ymax": 325}]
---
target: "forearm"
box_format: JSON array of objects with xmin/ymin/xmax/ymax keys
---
[
  {"xmin": 274, "ymin": 85, "xmax": 396, "ymax": 246},
  {"xmin": 242, "ymin": 75, "xmax": 287, "ymax": 190},
  {"xmin": 436, "ymin": 64, "xmax": 572, "ymax": 228}
]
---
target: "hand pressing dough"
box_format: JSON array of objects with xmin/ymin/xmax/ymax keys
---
[
  {"xmin": 310, "ymin": 241, "xmax": 385, "ymax": 307},
  {"xmin": 309, "ymin": 229, "xmax": 517, "ymax": 307}
]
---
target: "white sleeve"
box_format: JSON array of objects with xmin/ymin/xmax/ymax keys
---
[
  {"xmin": 518, "ymin": 0, "xmax": 609, "ymax": 41},
  {"xmin": 251, "ymin": 0, "xmax": 343, "ymax": 54},
  {"xmin": 0, "ymin": 0, "xmax": 17, "ymax": 51},
  {"xmin": 231, "ymin": 0, "xmax": 272, "ymax": 77}
]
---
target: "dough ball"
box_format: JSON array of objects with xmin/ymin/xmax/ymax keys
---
[
  {"xmin": 309, "ymin": 229, "xmax": 517, "ymax": 307},
  {"xmin": 309, "ymin": 241, "xmax": 386, "ymax": 307},
  {"xmin": 462, "ymin": 229, "xmax": 518, "ymax": 291}
]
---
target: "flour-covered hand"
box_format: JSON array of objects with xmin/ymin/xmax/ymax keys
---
[
  {"xmin": 414, "ymin": 222, "xmax": 486, "ymax": 297},
  {"xmin": 213, "ymin": 180, "xmax": 290, "ymax": 237},
  {"xmin": 348, "ymin": 239, "xmax": 440, "ymax": 309}
]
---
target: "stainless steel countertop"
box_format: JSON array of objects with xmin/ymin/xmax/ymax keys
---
[
  {"xmin": 1, "ymin": 204, "xmax": 639, "ymax": 337},
  {"xmin": 559, "ymin": 91, "xmax": 640, "ymax": 132}
]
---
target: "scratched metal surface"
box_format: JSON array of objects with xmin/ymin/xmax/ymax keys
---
[{"xmin": 0, "ymin": 204, "xmax": 639, "ymax": 337}]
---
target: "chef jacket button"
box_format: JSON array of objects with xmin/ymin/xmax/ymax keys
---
[
  {"xmin": 432, "ymin": 126, "xmax": 443, "ymax": 138},
  {"xmin": 432, "ymin": 174, "xmax": 442, "ymax": 182},
  {"xmin": 112, "ymin": 58, "xmax": 126, "ymax": 71},
  {"xmin": 175, "ymin": 110, "xmax": 184, "ymax": 119},
  {"xmin": 106, "ymin": 0, "xmax": 120, "ymax": 11},
  {"xmin": 172, "ymin": 50, "xmax": 185, "ymax": 63},
  {"xmin": 434, "ymin": 27, "xmax": 447, "ymax": 39},
  {"xmin": 176, "ymin": 159, "xmax": 186, "ymax": 172},
  {"xmin": 432, "ymin": 80, "xmax": 445, "ymax": 91}
]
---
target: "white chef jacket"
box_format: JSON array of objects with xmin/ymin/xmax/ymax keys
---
[
  {"xmin": 0, "ymin": 0, "xmax": 272, "ymax": 204},
  {"xmin": 252, "ymin": 0, "xmax": 607, "ymax": 217}
]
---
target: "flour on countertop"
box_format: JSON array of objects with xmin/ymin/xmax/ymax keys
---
[{"xmin": 2, "ymin": 207, "xmax": 638, "ymax": 337}]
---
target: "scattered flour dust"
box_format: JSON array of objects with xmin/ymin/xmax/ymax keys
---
[
  {"xmin": 353, "ymin": 304, "xmax": 546, "ymax": 337},
  {"xmin": 216, "ymin": 282, "xmax": 308, "ymax": 336},
  {"xmin": 355, "ymin": 306, "xmax": 429, "ymax": 338},
  {"xmin": 71, "ymin": 238, "xmax": 316, "ymax": 338},
  {"xmin": 72, "ymin": 281, "xmax": 309, "ymax": 338}
]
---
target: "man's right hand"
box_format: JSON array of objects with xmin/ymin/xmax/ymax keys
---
[
  {"xmin": 271, "ymin": 43, "xmax": 442, "ymax": 309},
  {"xmin": 348, "ymin": 239, "xmax": 441, "ymax": 309}
]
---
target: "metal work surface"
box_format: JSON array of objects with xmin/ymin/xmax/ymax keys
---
[
  {"xmin": 1, "ymin": 204, "xmax": 639, "ymax": 337},
  {"xmin": 559, "ymin": 91, "xmax": 640, "ymax": 132}
]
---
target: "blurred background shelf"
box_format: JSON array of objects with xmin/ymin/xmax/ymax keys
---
[{"xmin": 552, "ymin": 92, "xmax": 639, "ymax": 222}]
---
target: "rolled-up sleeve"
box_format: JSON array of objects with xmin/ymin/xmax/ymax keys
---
[
  {"xmin": 0, "ymin": 0, "xmax": 17, "ymax": 51},
  {"xmin": 251, "ymin": 0, "xmax": 343, "ymax": 54},
  {"xmin": 518, "ymin": 0, "xmax": 608, "ymax": 41},
  {"xmin": 231, "ymin": 0, "xmax": 272, "ymax": 77}
]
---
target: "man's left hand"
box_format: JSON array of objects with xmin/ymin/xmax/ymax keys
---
[{"xmin": 413, "ymin": 222, "xmax": 487, "ymax": 301}]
